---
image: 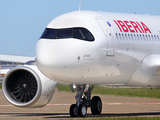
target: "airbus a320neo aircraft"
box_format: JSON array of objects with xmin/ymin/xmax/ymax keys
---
[{"xmin": 2, "ymin": 10, "xmax": 160, "ymax": 117}]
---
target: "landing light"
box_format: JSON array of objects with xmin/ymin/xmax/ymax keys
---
[{"xmin": 73, "ymin": 84, "xmax": 76, "ymax": 89}]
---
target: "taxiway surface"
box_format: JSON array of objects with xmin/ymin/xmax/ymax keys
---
[{"xmin": 0, "ymin": 89, "xmax": 160, "ymax": 120}]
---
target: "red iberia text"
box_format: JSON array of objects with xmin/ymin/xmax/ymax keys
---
[{"xmin": 113, "ymin": 20, "xmax": 151, "ymax": 33}]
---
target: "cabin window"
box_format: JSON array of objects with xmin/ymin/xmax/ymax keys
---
[
  {"xmin": 143, "ymin": 35, "xmax": 145, "ymax": 41},
  {"xmin": 119, "ymin": 33, "xmax": 122, "ymax": 40},
  {"xmin": 134, "ymin": 34, "xmax": 137, "ymax": 40},
  {"xmin": 145, "ymin": 35, "xmax": 148, "ymax": 41},
  {"xmin": 137, "ymin": 34, "xmax": 139, "ymax": 41},
  {"xmin": 154, "ymin": 35, "xmax": 157, "ymax": 41},
  {"xmin": 116, "ymin": 33, "xmax": 118, "ymax": 40},
  {"xmin": 157, "ymin": 35, "xmax": 160, "ymax": 41},
  {"xmin": 125, "ymin": 34, "xmax": 128, "ymax": 40},
  {"xmin": 122, "ymin": 34, "xmax": 125, "ymax": 40},
  {"xmin": 131, "ymin": 34, "xmax": 134, "ymax": 40},
  {"xmin": 148, "ymin": 35, "xmax": 151, "ymax": 41},
  {"xmin": 128, "ymin": 34, "xmax": 131, "ymax": 40},
  {"xmin": 151, "ymin": 35, "xmax": 154, "ymax": 41},
  {"xmin": 140, "ymin": 34, "xmax": 142, "ymax": 41}
]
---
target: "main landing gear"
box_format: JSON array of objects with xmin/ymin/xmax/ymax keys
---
[{"xmin": 69, "ymin": 84, "xmax": 102, "ymax": 117}]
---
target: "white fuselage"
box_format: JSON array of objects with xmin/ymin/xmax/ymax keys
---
[{"xmin": 36, "ymin": 11, "xmax": 160, "ymax": 87}]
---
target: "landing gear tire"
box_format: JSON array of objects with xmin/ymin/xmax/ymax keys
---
[
  {"xmin": 69, "ymin": 84, "xmax": 101, "ymax": 117},
  {"xmin": 78, "ymin": 103, "xmax": 87, "ymax": 117},
  {"xmin": 91, "ymin": 96, "xmax": 102, "ymax": 115},
  {"xmin": 70, "ymin": 104, "xmax": 78, "ymax": 117}
]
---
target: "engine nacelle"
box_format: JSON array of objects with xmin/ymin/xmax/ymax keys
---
[{"xmin": 2, "ymin": 65, "xmax": 57, "ymax": 108}]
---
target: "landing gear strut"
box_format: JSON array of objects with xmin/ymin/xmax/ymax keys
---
[{"xmin": 69, "ymin": 84, "xmax": 102, "ymax": 117}]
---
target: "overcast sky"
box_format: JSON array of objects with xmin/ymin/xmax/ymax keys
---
[{"xmin": 0, "ymin": 0, "xmax": 160, "ymax": 56}]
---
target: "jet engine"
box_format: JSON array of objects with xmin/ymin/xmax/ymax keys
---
[{"xmin": 2, "ymin": 64, "xmax": 57, "ymax": 108}]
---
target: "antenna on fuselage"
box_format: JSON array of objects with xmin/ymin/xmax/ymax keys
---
[{"xmin": 79, "ymin": 3, "xmax": 81, "ymax": 12}]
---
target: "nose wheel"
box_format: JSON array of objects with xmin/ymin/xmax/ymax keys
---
[
  {"xmin": 70, "ymin": 103, "xmax": 87, "ymax": 117},
  {"xmin": 78, "ymin": 103, "xmax": 87, "ymax": 117},
  {"xmin": 69, "ymin": 84, "xmax": 102, "ymax": 117},
  {"xmin": 70, "ymin": 104, "xmax": 78, "ymax": 117}
]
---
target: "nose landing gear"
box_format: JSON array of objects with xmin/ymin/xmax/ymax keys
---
[
  {"xmin": 70, "ymin": 104, "xmax": 78, "ymax": 117},
  {"xmin": 69, "ymin": 84, "xmax": 102, "ymax": 117}
]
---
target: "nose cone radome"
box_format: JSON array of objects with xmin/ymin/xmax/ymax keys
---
[
  {"xmin": 36, "ymin": 40, "xmax": 53, "ymax": 65},
  {"xmin": 36, "ymin": 40, "xmax": 60, "ymax": 76},
  {"xmin": 35, "ymin": 39, "xmax": 72, "ymax": 78}
]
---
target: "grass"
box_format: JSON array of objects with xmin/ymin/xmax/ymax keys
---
[
  {"xmin": 0, "ymin": 83, "xmax": 1, "ymax": 89},
  {"xmin": 57, "ymin": 83, "xmax": 72, "ymax": 92},
  {"xmin": 92, "ymin": 86, "xmax": 160, "ymax": 98},
  {"xmin": 57, "ymin": 83, "xmax": 160, "ymax": 98}
]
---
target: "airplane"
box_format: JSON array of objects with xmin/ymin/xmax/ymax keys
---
[{"xmin": 2, "ymin": 10, "xmax": 160, "ymax": 117}]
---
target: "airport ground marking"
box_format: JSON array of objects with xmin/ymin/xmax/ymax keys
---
[{"xmin": 1, "ymin": 103, "xmax": 160, "ymax": 107}]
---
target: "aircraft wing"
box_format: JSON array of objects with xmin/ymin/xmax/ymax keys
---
[{"xmin": 0, "ymin": 54, "xmax": 35, "ymax": 64}]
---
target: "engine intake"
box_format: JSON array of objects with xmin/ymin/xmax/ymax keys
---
[
  {"xmin": 8, "ymin": 70, "xmax": 38, "ymax": 103},
  {"xmin": 3, "ymin": 65, "xmax": 57, "ymax": 108}
]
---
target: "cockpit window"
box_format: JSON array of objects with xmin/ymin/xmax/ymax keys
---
[
  {"xmin": 80, "ymin": 28, "xmax": 94, "ymax": 41},
  {"xmin": 41, "ymin": 28, "xmax": 56, "ymax": 39},
  {"xmin": 74, "ymin": 29, "xmax": 86, "ymax": 39},
  {"xmin": 56, "ymin": 29, "xmax": 73, "ymax": 39},
  {"xmin": 41, "ymin": 27, "xmax": 94, "ymax": 41}
]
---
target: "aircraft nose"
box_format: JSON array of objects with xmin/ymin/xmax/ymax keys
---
[
  {"xmin": 36, "ymin": 40, "xmax": 52, "ymax": 75},
  {"xmin": 35, "ymin": 38, "xmax": 76, "ymax": 79},
  {"xmin": 35, "ymin": 39, "xmax": 64, "ymax": 77}
]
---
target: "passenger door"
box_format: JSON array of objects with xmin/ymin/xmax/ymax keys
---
[{"xmin": 96, "ymin": 18, "xmax": 114, "ymax": 56}]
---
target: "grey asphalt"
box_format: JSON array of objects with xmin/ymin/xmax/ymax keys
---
[{"xmin": 0, "ymin": 90, "xmax": 160, "ymax": 120}]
